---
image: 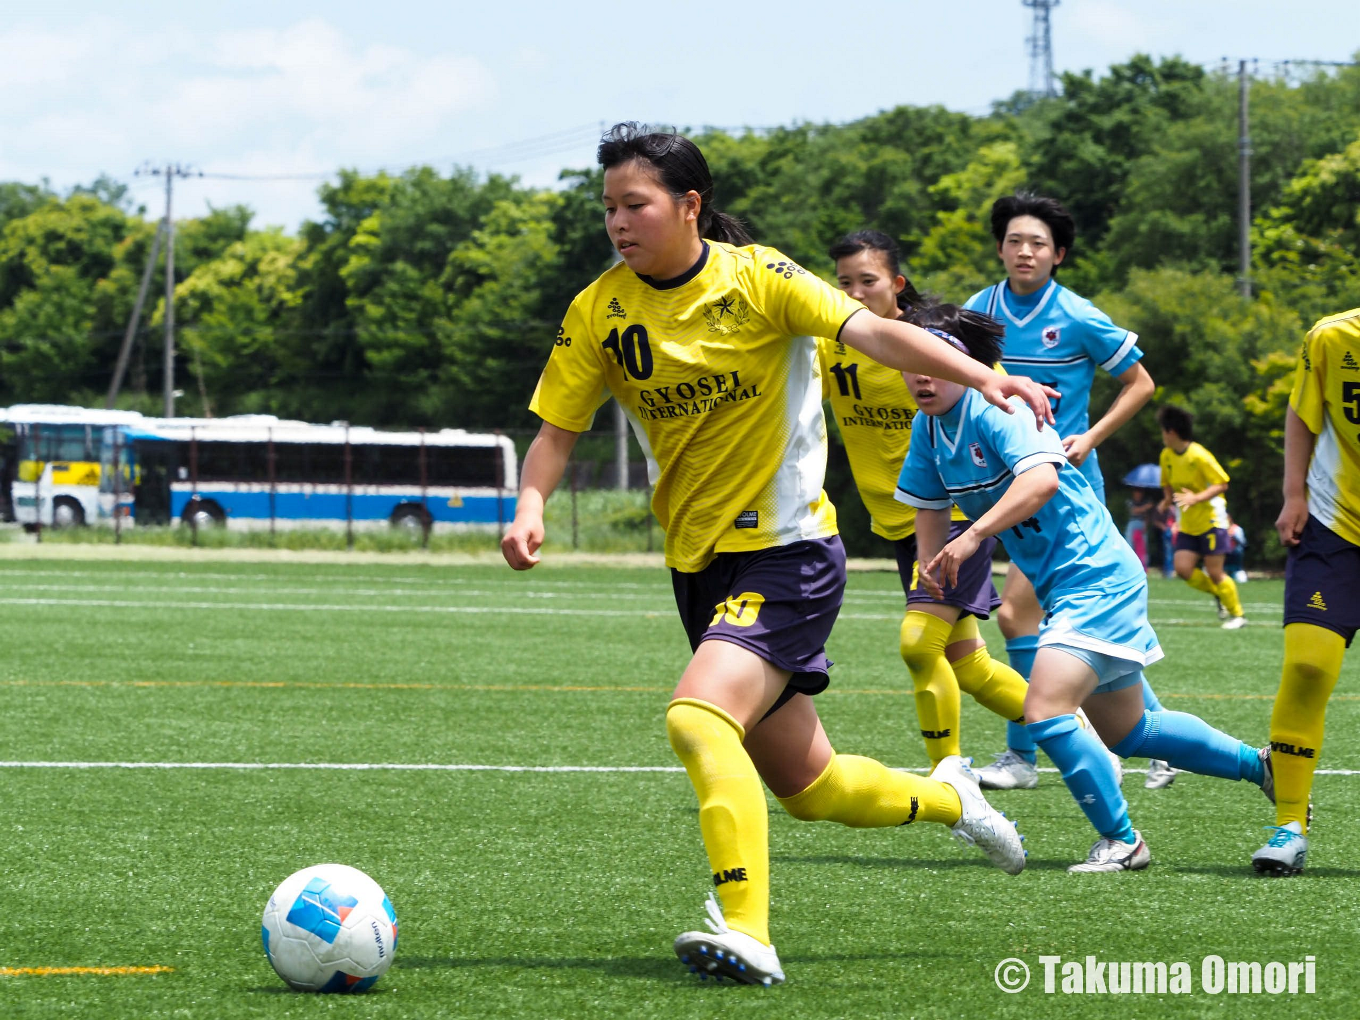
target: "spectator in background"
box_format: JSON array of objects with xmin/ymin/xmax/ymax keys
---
[
  {"xmin": 1224, "ymin": 516, "xmax": 1248, "ymax": 584},
  {"xmin": 1124, "ymin": 486, "xmax": 1156, "ymax": 568}
]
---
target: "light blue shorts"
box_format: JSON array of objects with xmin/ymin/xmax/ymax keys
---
[
  {"xmin": 1038, "ymin": 582, "xmax": 1162, "ymax": 692},
  {"xmin": 1044, "ymin": 644, "xmax": 1147, "ymax": 693}
]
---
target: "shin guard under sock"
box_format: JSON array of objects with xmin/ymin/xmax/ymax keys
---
[
  {"xmin": 1028, "ymin": 714, "xmax": 1134, "ymax": 842},
  {"xmin": 666, "ymin": 698, "xmax": 770, "ymax": 944}
]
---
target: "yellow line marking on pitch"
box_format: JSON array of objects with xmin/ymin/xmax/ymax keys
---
[{"xmin": 0, "ymin": 966, "xmax": 173, "ymax": 976}]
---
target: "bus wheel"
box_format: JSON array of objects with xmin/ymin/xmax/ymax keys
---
[
  {"xmin": 390, "ymin": 504, "xmax": 431, "ymax": 534},
  {"xmin": 52, "ymin": 497, "xmax": 86, "ymax": 528},
  {"xmin": 182, "ymin": 500, "xmax": 226, "ymax": 528}
]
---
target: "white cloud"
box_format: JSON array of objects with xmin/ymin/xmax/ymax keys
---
[{"xmin": 0, "ymin": 16, "xmax": 497, "ymax": 226}]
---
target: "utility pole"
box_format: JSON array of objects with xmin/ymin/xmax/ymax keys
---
[
  {"xmin": 1237, "ymin": 60, "xmax": 1253, "ymax": 299},
  {"xmin": 132, "ymin": 162, "xmax": 200, "ymax": 416},
  {"xmin": 106, "ymin": 222, "xmax": 163, "ymax": 408}
]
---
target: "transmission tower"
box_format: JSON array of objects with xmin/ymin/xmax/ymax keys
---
[{"xmin": 1023, "ymin": 0, "xmax": 1060, "ymax": 99}]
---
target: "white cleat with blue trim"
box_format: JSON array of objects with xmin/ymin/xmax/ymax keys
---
[{"xmin": 674, "ymin": 894, "xmax": 785, "ymax": 986}]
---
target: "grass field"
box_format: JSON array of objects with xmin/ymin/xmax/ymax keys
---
[{"xmin": 2, "ymin": 551, "xmax": 1358, "ymax": 1019}]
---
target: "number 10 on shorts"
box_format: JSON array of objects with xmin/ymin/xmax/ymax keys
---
[{"xmin": 710, "ymin": 592, "xmax": 765, "ymax": 628}]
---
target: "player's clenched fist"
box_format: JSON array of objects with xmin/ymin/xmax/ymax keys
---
[{"xmin": 501, "ymin": 517, "xmax": 544, "ymax": 570}]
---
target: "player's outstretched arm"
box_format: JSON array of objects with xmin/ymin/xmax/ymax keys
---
[
  {"xmin": 502, "ymin": 421, "xmax": 581, "ymax": 570},
  {"xmin": 838, "ymin": 311, "xmax": 1054, "ymax": 428},
  {"xmin": 1276, "ymin": 406, "xmax": 1317, "ymax": 547},
  {"xmin": 924, "ymin": 466, "xmax": 1059, "ymax": 589}
]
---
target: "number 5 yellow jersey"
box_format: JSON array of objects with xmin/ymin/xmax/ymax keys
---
[
  {"xmin": 530, "ymin": 241, "xmax": 867, "ymax": 572},
  {"xmin": 1292, "ymin": 307, "xmax": 1360, "ymax": 547},
  {"xmin": 817, "ymin": 334, "xmax": 970, "ymax": 541}
]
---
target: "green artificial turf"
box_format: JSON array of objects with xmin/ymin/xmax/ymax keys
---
[{"xmin": 2, "ymin": 555, "xmax": 1357, "ymax": 1018}]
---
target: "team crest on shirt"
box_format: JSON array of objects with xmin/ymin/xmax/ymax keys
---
[
  {"xmin": 703, "ymin": 295, "xmax": 751, "ymax": 335},
  {"xmin": 969, "ymin": 443, "xmax": 988, "ymax": 468},
  {"xmin": 606, "ymin": 297, "xmax": 627, "ymax": 319},
  {"xmin": 1041, "ymin": 326, "xmax": 1062, "ymax": 348}
]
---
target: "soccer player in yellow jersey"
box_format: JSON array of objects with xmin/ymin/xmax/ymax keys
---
[
  {"xmin": 817, "ymin": 230, "xmax": 1029, "ymax": 769},
  {"xmin": 1155, "ymin": 404, "xmax": 1246, "ymax": 630},
  {"xmin": 503, "ymin": 124, "xmax": 1053, "ymax": 985},
  {"xmin": 1253, "ymin": 308, "xmax": 1360, "ymax": 875}
]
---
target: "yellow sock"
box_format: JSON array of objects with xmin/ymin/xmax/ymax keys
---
[
  {"xmin": 665, "ymin": 698, "xmax": 770, "ymax": 944},
  {"xmin": 777, "ymin": 753, "xmax": 961, "ymax": 827},
  {"xmin": 900, "ymin": 611, "xmax": 962, "ymax": 766},
  {"xmin": 1212, "ymin": 575, "xmax": 1244, "ymax": 618},
  {"xmin": 1270, "ymin": 624, "xmax": 1345, "ymax": 832},
  {"xmin": 951, "ymin": 646, "xmax": 1028, "ymax": 724},
  {"xmin": 1186, "ymin": 568, "xmax": 1216, "ymax": 595}
]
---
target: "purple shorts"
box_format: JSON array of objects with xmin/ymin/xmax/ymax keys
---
[
  {"xmin": 898, "ymin": 520, "xmax": 1002, "ymax": 619},
  {"xmin": 1175, "ymin": 528, "xmax": 1229, "ymax": 557},
  {"xmin": 1284, "ymin": 516, "xmax": 1360, "ymax": 646},
  {"xmin": 671, "ymin": 536, "xmax": 847, "ymax": 712}
]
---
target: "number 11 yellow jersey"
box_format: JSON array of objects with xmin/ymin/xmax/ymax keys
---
[{"xmin": 530, "ymin": 241, "xmax": 866, "ymax": 572}]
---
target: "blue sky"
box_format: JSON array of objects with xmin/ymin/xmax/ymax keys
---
[{"xmin": 4, "ymin": 1, "xmax": 1356, "ymax": 231}]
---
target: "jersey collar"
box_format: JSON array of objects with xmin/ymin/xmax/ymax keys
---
[
  {"xmin": 996, "ymin": 278, "xmax": 1058, "ymax": 329},
  {"xmin": 636, "ymin": 241, "xmax": 710, "ymax": 291}
]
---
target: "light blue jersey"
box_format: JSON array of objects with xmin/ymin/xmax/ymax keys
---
[
  {"xmin": 895, "ymin": 388, "xmax": 1160, "ymax": 668},
  {"xmin": 965, "ymin": 279, "xmax": 1143, "ymax": 501}
]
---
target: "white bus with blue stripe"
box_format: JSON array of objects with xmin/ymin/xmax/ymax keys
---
[{"xmin": 98, "ymin": 416, "xmax": 517, "ymax": 531}]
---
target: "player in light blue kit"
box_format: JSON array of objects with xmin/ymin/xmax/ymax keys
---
[
  {"xmin": 963, "ymin": 192, "xmax": 1172, "ymax": 791},
  {"xmin": 896, "ymin": 308, "xmax": 1275, "ymax": 871}
]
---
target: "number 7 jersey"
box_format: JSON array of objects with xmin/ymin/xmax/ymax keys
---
[{"xmin": 530, "ymin": 241, "xmax": 867, "ymax": 572}]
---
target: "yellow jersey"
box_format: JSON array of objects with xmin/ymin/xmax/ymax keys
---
[
  {"xmin": 817, "ymin": 333, "xmax": 968, "ymax": 540},
  {"xmin": 1159, "ymin": 441, "xmax": 1230, "ymax": 536},
  {"xmin": 530, "ymin": 241, "xmax": 866, "ymax": 572},
  {"xmin": 1291, "ymin": 307, "xmax": 1360, "ymax": 546}
]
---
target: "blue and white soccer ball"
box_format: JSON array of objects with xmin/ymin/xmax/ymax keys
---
[{"xmin": 261, "ymin": 863, "xmax": 398, "ymax": 993}]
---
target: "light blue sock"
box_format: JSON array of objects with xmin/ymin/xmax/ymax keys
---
[
  {"xmin": 1028, "ymin": 714, "xmax": 1135, "ymax": 843},
  {"xmin": 1112, "ymin": 711, "xmax": 1263, "ymax": 785},
  {"xmin": 1141, "ymin": 677, "xmax": 1164, "ymax": 714},
  {"xmin": 1005, "ymin": 636, "xmax": 1039, "ymax": 764}
]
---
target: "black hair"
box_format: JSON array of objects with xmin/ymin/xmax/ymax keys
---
[
  {"xmin": 597, "ymin": 122, "xmax": 752, "ymax": 246},
  {"xmin": 1156, "ymin": 404, "xmax": 1195, "ymax": 441},
  {"xmin": 989, "ymin": 191, "xmax": 1076, "ymax": 257},
  {"xmin": 827, "ymin": 230, "xmax": 923, "ymax": 311},
  {"xmin": 902, "ymin": 302, "xmax": 1005, "ymax": 367}
]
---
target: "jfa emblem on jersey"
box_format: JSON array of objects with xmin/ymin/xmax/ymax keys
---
[
  {"xmin": 1041, "ymin": 326, "xmax": 1062, "ymax": 348},
  {"xmin": 969, "ymin": 443, "xmax": 987, "ymax": 468}
]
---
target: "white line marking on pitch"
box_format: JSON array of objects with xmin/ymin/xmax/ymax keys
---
[
  {"xmin": 3, "ymin": 761, "xmax": 1359, "ymax": 776},
  {"xmin": 0, "ymin": 597, "xmax": 1259, "ymax": 628}
]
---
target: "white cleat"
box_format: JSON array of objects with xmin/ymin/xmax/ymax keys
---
[
  {"xmin": 1251, "ymin": 822, "xmax": 1307, "ymax": 877},
  {"xmin": 932, "ymin": 755, "xmax": 1026, "ymax": 875},
  {"xmin": 1222, "ymin": 616, "xmax": 1247, "ymax": 630},
  {"xmin": 1068, "ymin": 831, "xmax": 1151, "ymax": 873},
  {"xmin": 1214, "ymin": 596, "xmax": 1229, "ymax": 620},
  {"xmin": 674, "ymin": 894, "xmax": 784, "ymax": 986},
  {"xmin": 975, "ymin": 749, "xmax": 1039, "ymax": 791},
  {"xmin": 1144, "ymin": 759, "xmax": 1177, "ymax": 789}
]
